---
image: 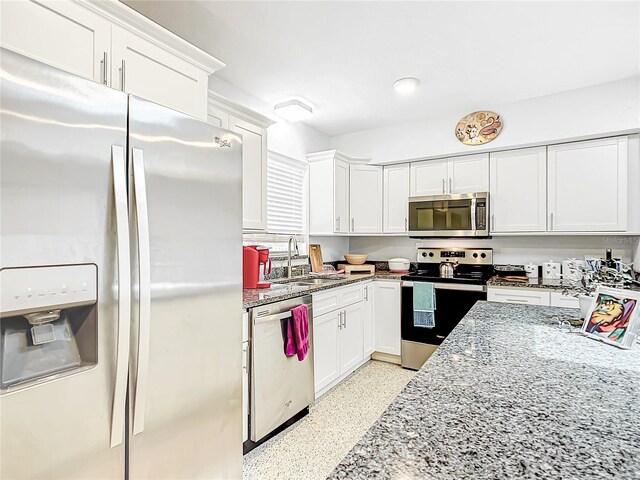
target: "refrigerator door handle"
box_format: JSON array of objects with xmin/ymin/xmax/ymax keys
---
[
  {"xmin": 110, "ymin": 145, "xmax": 131, "ymax": 448},
  {"xmin": 132, "ymin": 148, "xmax": 151, "ymax": 436}
]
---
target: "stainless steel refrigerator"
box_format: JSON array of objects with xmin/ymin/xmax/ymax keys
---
[{"xmin": 0, "ymin": 48, "xmax": 243, "ymax": 479}]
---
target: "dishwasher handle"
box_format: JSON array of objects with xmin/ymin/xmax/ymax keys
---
[{"xmin": 253, "ymin": 304, "xmax": 313, "ymax": 325}]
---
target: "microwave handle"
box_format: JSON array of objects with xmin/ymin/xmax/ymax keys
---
[{"xmin": 471, "ymin": 197, "xmax": 477, "ymax": 231}]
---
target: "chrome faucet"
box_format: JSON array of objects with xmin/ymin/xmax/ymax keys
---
[{"xmin": 287, "ymin": 236, "xmax": 299, "ymax": 278}]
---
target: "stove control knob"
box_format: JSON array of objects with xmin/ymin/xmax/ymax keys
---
[
  {"xmin": 480, "ymin": 253, "xmax": 486, "ymax": 259},
  {"xmin": 473, "ymin": 253, "xmax": 478, "ymax": 258},
  {"xmin": 422, "ymin": 252, "xmax": 428, "ymax": 257},
  {"xmin": 428, "ymin": 252, "xmax": 434, "ymax": 257}
]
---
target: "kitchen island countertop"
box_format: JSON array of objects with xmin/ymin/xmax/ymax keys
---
[{"xmin": 329, "ymin": 301, "xmax": 640, "ymax": 479}]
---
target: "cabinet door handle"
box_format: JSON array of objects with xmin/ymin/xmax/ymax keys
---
[
  {"xmin": 404, "ymin": 217, "xmax": 408, "ymax": 232},
  {"xmin": 550, "ymin": 212, "xmax": 554, "ymax": 230},
  {"xmin": 338, "ymin": 311, "xmax": 342, "ymax": 330},
  {"xmin": 364, "ymin": 286, "xmax": 368, "ymax": 301},
  {"xmin": 442, "ymin": 178, "xmax": 445, "ymax": 194},
  {"xmin": 449, "ymin": 178, "xmax": 453, "ymax": 193},
  {"xmin": 343, "ymin": 310, "xmax": 347, "ymax": 329},
  {"xmin": 100, "ymin": 52, "xmax": 108, "ymax": 85},
  {"xmin": 351, "ymin": 218, "xmax": 355, "ymax": 232},
  {"xmin": 491, "ymin": 214, "xmax": 495, "ymax": 231},
  {"xmin": 335, "ymin": 217, "xmax": 339, "ymax": 231},
  {"xmin": 119, "ymin": 59, "xmax": 126, "ymax": 91}
]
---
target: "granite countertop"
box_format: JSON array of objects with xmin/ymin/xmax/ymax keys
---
[
  {"xmin": 330, "ymin": 301, "xmax": 640, "ymax": 479},
  {"xmin": 487, "ymin": 275, "xmax": 582, "ymax": 292},
  {"xmin": 243, "ymin": 271, "xmax": 403, "ymax": 309}
]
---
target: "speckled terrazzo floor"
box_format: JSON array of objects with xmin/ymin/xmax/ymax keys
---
[{"xmin": 242, "ymin": 360, "xmax": 416, "ymax": 480}]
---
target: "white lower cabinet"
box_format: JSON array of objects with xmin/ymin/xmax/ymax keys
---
[
  {"xmin": 363, "ymin": 283, "xmax": 374, "ymax": 356},
  {"xmin": 242, "ymin": 340, "xmax": 249, "ymax": 443},
  {"xmin": 549, "ymin": 292, "xmax": 580, "ymax": 308},
  {"xmin": 339, "ymin": 303, "xmax": 365, "ymax": 373},
  {"xmin": 488, "ymin": 287, "xmax": 580, "ymax": 308},
  {"xmin": 488, "ymin": 288, "xmax": 550, "ymax": 306},
  {"xmin": 312, "ymin": 310, "xmax": 341, "ymax": 393},
  {"xmin": 312, "ymin": 283, "xmax": 372, "ymax": 397},
  {"xmin": 373, "ymin": 281, "xmax": 401, "ymax": 356}
]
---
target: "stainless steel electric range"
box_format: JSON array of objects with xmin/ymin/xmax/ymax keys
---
[{"xmin": 400, "ymin": 247, "xmax": 494, "ymax": 370}]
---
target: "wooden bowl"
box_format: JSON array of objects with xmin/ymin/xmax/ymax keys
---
[{"xmin": 344, "ymin": 254, "xmax": 368, "ymax": 265}]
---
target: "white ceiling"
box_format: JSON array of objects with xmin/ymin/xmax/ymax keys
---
[{"xmin": 123, "ymin": 1, "xmax": 639, "ymax": 137}]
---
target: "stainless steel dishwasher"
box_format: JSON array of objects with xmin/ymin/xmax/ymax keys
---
[{"xmin": 249, "ymin": 295, "xmax": 314, "ymax": 445}]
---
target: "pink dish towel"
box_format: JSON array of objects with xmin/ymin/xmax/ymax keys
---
[
  {"xmin": 284, "ymin": 318, "xmax": 296, "ymax": 357},
  {"xmin": 291, "ymin": 304, "xmax": 310, "ymax": 361}
]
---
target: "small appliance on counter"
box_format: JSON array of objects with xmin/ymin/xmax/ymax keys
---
[
  {"xmin": 542, "ymin": 261, "xmax": 562, "ymax": 279},
  {"xmin": 494, "ymin": 264, "xmax": 527, "ymax": 278},
  {"xmin": 524, "ymin": 263, "xmax": 539, "ymax": 278},
  {"xmin": 388, "ymin": 258, "xmax": 411, "ymax": 273},
  {"xmin": 243, "ymin": 245, "xmax": 272, "ymax": 288},
  {"xmin": 562, "ymin": 259, "xmax": 586, "ymax": 281}
]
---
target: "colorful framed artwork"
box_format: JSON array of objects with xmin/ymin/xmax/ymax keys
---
[
  {"xmin": 581, "ymin": 287, "xmax": 640, "ymax": 349},
  {"xmin": 455, "ymin": 111, "xmax": 503, "ymax": 145}
]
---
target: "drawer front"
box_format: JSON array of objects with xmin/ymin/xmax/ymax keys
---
[
  {"xmin": 549, "ymin": 292, "xmax": 580, "ymax": 309},
  {"xmin": 339, "ymin": 284, "xmax": 364, "ymax": 308},
  {"xmin": 488, "ymin": 288, "xmax": 550, "ymax": 306},
  {"xmin": 312, "ymin": 289, "xmax": 341, "ymax": 317},
  {"xmin": 312, "ymin": 283, "xmax": 364, "ymax": 316}
]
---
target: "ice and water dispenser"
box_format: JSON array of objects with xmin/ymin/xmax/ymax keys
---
[{"xmin": 0, "ymin": 265, "xmax": 98, "ymax": 392}]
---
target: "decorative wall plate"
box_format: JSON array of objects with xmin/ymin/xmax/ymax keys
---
[{"xmin": 455, "ymin": 111, "xmax": 502, "ymax": 145}]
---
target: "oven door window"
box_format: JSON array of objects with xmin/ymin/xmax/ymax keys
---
[{"xmin": 411, "ymin": 200, "xmax": 472, "ymax": 231}]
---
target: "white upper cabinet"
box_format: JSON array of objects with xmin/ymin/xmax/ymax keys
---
[
  {"xmin": 548, "ymin": 137, "xmax": 628, "ymax": 232},
  {"xmin": 490, "ymin": 147, "xmax": 547, "ymax": 232},
  {"xmin": 309, "ymin": 150, "xmax": 370, "ymax": 235},
  {"xmin": 230, "ymin": 116, "xmax": 268, "ymax": 231},
  {"xmin": 350, "ymin": 165, "xmax": 383, "ymax": 234},
  {"xmin": 207, "ymin": 93, "xmax": 274, "ymax": 232},
  {"xmin": 448, "ymin": 154, "xmax": 489, "ymax": 194},
  {"xmin": 111, "ymin": 26, "xmax": 208, "ymax": 119},
  {"xmin": 1, "ymin": 0, "xmax": 110, "ymax": 83},
  {"xmin": 334, "ymin": 160, "xmax": 350, "ymax": 234},
  {"xmin": 383, "ymin": 164, "xmax": 410, "ymax": 234},
  {"xmin": 410, "ymin": 159, "xmax": 448, "ymax": 196},
  {"xmin": 410, "ymin": 154, "xmax": 489, "ymax": 197},
  {"xmin": 1, "ymin": 0, "xmax": 224, "ymax": 120}
]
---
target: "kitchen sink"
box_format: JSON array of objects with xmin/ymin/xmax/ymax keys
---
[{"xmin": 286, "ymin": 278, "xmax": 343, "ymax": 287}]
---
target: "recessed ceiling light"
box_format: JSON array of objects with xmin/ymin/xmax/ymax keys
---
[
  {"xmin": 394, "ymin": 77, "xmax": 420, "ymax": 95},
  {"xmin": 274, "ymin": 98, "xmax": 313, "ymax": 122}
]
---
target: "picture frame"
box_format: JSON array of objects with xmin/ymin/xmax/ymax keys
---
[{"xmin": 581, "ymin": 286, "xmax": 640, "ymax": 349}]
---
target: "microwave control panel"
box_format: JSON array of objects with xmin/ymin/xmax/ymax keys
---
[{"xmin": 476, "ymin": 200, "xmax": 487, "ymax": 230}]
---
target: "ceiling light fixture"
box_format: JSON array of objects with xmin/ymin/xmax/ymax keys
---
[
  {"xmin": 274, "ymin": 98, "xmax": 313, "ymax": 122},
  {"xmin": 394, "ymin": 77, "xmax": 420, "ymax": 95}
]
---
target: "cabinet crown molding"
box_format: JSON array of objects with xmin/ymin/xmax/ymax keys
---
[
  {"xmin": 75, "ymin": 0, "xmax": 225, "ymax": 74},
  {"xmin": 306, "ymin": 149, "xmax": 370, "ymax": 164},
  {"xmin": 207, "ymin": 91, "xmax": 275, "ymax": 128}
]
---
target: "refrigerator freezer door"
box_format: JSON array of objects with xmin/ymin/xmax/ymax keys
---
[
  {"xmin": 0, "ymin": 48, "xmax": 128, "ymax": 478},
  {"xmin": 127, "ymin": 97, "xmax": 243, "ymax": 479}
]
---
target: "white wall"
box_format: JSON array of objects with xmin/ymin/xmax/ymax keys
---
[
  {"xmin": 308, "ymin": 236, "xmax": 350, "ymax": 262},
  {"xmin": 330, "ymin": 77, "xmax": 640, "ymax": 163},
  {"xmin": 349, "ymin": 235, "xmax": 639, "ymax": 266}
]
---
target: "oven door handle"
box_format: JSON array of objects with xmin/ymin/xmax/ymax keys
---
[{"xmin": 402, "ymin": 281, "xmax": 486, "ymax": 292}]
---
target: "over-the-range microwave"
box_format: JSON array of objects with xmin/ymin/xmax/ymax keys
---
[{"xmin": 408, "ymin": 192, "xmax": 489, "ymax": 238}]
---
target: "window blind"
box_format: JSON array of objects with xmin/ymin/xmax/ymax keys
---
[{"xmin": 266, "ymin": 152, "xmax": 307, "ymax": 235}]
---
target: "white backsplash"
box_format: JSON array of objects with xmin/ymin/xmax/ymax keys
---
[{"xmin": 347, "ymin": 235, "xmax": 639, "ymax": 266}]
